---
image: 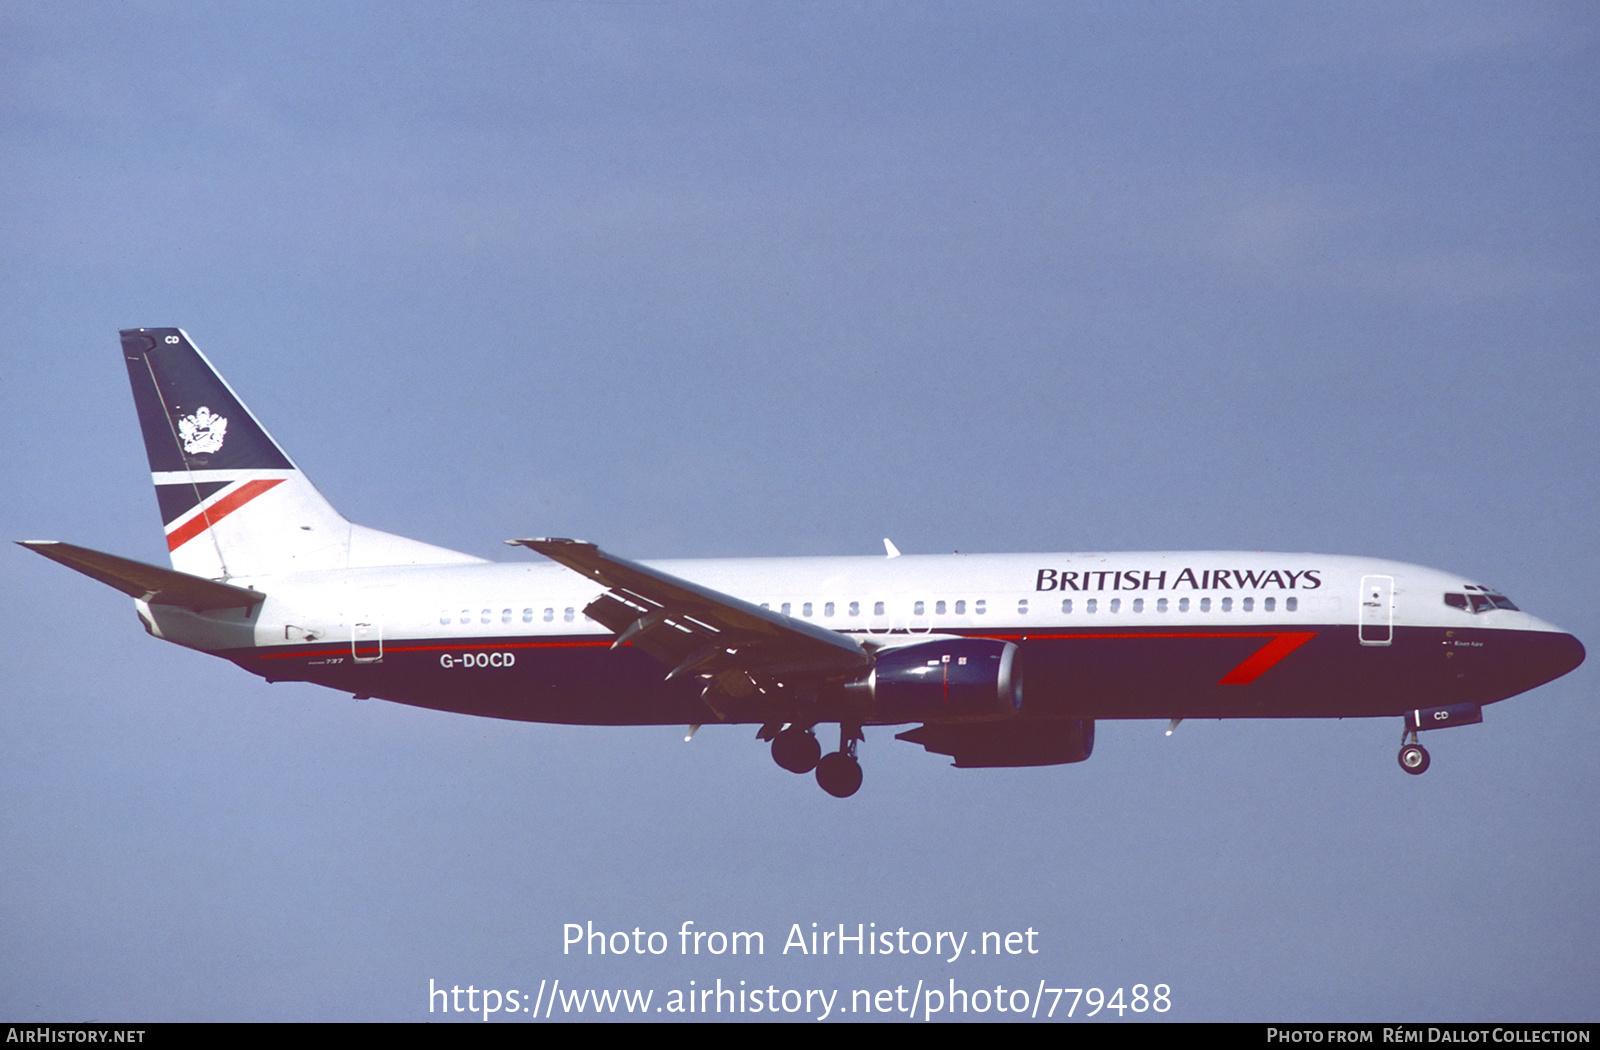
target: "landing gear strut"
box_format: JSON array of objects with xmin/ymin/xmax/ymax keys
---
[
  {"xmin": 1398, "ymin": 727, "xmax": 1430, "ymax": 775},
  {"xmin": 815, "ymin": 725, "xmax": 863, "ymax": 798}
]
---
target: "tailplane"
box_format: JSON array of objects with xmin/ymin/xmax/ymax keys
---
[{"xmin": 120, "ymin": 328, "xmax": 482, "ymax": 578}]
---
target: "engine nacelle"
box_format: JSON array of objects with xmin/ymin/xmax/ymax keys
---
[{"xmin": 854, "ymin": 638, "xmax": 1022, "ymax": 723}]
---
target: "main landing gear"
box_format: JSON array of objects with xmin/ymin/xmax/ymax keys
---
[
  {"xmin": 762, "ymin": 723, "xmax": 864, "ymax": 797},
  {"xmin": 769, "ymin": 724, "xmax": 821, "ymax": 774},
  {"xmin": 1398, "ymin": 727, "xmax": 1430, "ymax": 775},
  {"xmin": 816, "ymin": 745, "xmax": 863, "ymax": 799}
]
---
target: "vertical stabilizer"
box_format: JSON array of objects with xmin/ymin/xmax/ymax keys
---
[{"xmin": 120, "ymin": 328, "xmax": 482, "ymax": 578}]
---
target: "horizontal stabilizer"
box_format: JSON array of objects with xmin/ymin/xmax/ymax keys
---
[{"xmin": 18, "ymin": 540, "xmax": 265, "ymax": 611}]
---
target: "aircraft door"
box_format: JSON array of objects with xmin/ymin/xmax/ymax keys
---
[
  {"xmin": 1359, "ymin": 575, "xmax": 1393, "ymax": 646},
  {"xmin": 351, "ymin": 616, "xmax": 384, "ymax": 662}
]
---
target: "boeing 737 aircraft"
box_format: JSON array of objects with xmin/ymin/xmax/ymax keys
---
[{"xmin": 20, "ymin": 329, "xmax": 1586, "ymax": 796}]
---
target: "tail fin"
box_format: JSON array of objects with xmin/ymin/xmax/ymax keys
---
[{"xmin": 120, "ymin": 328, "xmax": 483, "ymax": 578}]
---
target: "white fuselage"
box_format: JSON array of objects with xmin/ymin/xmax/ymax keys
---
[{"xmin": 143, "ymin": 550, "xmax": 1569, "ymax": 654}]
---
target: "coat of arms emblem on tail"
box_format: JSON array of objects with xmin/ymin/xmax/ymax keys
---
[{"xmin": 178, "ymin": 406, "xmax": 227, "ymax": 455}]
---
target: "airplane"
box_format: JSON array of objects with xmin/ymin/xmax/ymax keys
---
[{"xmin": 19, "ymin": 328, "xmax": 1586, "ymax": 797}]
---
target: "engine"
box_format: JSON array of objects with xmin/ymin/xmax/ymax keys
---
[{"xmin": 852, "ymin": 637, "xmax": 1022, "ymax": 723}]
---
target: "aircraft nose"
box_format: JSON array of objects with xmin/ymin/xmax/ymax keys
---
[
  {"xmin": 1548, "ymin": 632, "xmax": 1586, "ymax": 680},
  {"xmin": 1518, "ymin": 628, "xmax": 1586, "ymax": 691}
]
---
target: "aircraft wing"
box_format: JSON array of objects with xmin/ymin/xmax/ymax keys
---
[
  {"xmin": 507, "ymin": 538, "xmax": 871, "ymax": 680},
  {"xmin": 18, "ymin": 540, "xmax": 264, "ymax": 611}
]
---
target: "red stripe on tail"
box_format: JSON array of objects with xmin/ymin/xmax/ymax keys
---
[{"xmin": 166, "ymin": 478, "xmax": 286, "ymax": 551}]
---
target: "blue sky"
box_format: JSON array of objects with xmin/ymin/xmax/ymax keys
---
[{"xmin": 2, "ymin": 1, "xmax": 1596, "ymax": 1021}]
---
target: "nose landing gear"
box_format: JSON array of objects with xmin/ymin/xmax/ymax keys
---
[
  {"xmin": 1399, "ymin": 741, "xmax": 1431, "ymax": 775},
  {"xmin": 1398, "ymin": 726, "xmax": 1430, "ymax": 775},
  {"xmin": 1394, "ymin": 703, "xmax": 1483, "ymax": 775}
]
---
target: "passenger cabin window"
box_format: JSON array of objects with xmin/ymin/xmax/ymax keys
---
[
  {"xmin": 1243, "ymin": 597, "xmax": 1254, "ymax": 612},
  {"xmin": 1157, "ymin": 598, "xmax": 1168, "ymax": 613},
  {"xmin": 955, "ymin": 600, "xmax": 966, "ymax": 615},
  {"xmin": 913, "ymin": 601, "xmax": 925, "ymax": 616},
  {"xmin": 1086, "ymin": 598, "xmax": 1097, "ymax": 614},
  {"xmin": 502, "ymin": 608, "xmax": 512, "ymax": 624},
  {"xmin": 1264, "ymin": 597, "xmax": 1275, "ymax": 612},
  {"xmin": 564, "ymin": 607, "xmax": 575, "ymax": 622},
  {"xmin": 824, "ymin": 602, "xmax": 835, "ymax": 617},
  {"xmin": 1286, "ymin": 597, "xmax": 1298, "ymax": 612},
  {"xmin": 874, "ymin": 601, "xmax": 885, "ymax": 616},
  {"xmin": 848, "ymin": 601, "xmax": 859, "ymax": 616},
  {"xmin": 1109, "ymin": 598, "xmax": 1120, "ymax": 613},
  {"xmin": 781, "ymin": 602, "xmax": 792, "ymax": 615},
  {"xmin": 1017, "ymin": 599, "xmax": 1029, "ymax": 615},
  {"xmin": 544, "ymin": 607, "xmax": 554, "ymax": 622},
  {"xmin": 975, "ymin": 600, "xmax": 986, "ymax": 615},
  {"xmin": 935, "ymin": 600, "xmax": 945, "ymax": 615},
  {"xmin": 1200, "ymin": 597, "xmax": 1212, "ymax": 612},
  {"xmin": 1061, "ymin": 598, "xmax": 1072, "ymax": 614},
  {"xmin": 1221, "ymin": 597, "xmax": 1232, "ymax": 612},
  {"xmin": 440, "ymin": 611, "xmax": 451, "ymax": 625},
  {"xmin": 523, "ymin": 608, "xmax": 533, "ymax": 623},
  {"xmin": 1178, "ymin": 598, "xmax": 1190, "ymax": 612},
  {"xmin": 1133, "ymin": 598, "xmax": 1144, "ymax": 613},
  {"xmin": 460, "ymin": 609, "xmax": 472, "ymax": 624},
  {"xmin": 803, "ymin": 602, "xmax": 813, "ymax": 617},
  {"xmin": 481, "ymin": 609, "xmax": 492, "ymax": 624}
]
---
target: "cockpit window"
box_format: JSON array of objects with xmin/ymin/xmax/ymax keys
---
[{"xmin": 1445, "ymin": 590, "xmax": 1519, "ymax": 613}]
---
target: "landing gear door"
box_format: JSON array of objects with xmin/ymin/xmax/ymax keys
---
[{"xmin": 1359, "ymin": 575, "xmax": 1393, "ymax": 646}]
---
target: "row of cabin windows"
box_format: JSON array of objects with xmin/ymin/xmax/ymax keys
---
[
  {"xmin": 766, "ymin": 600, "xmax": 990, "ymax": 617},
  {"xmin": 441, "ymin": 607, "xmax": 576, "ymax": 626},
  {"xmin": 1057, "ymin": 595, "xmax": 1298, "ymax": 614},
  {"xmin": 437, "ymin": 594, "xmax": 1303, "ymax": 629},
  {"xmin": 765, "ymin": 595, "xmax": 1300, "ymax": 618}
]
